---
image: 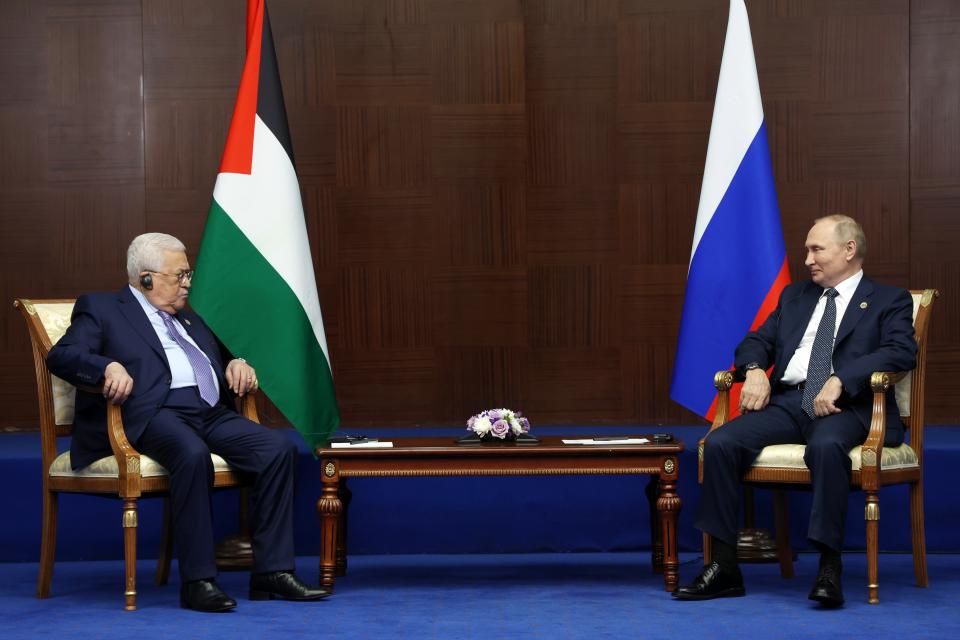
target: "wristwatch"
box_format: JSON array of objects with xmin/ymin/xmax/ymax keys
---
[{"xmin": 744, "ymin": 362, "xmax": 761, "ymax": 372}]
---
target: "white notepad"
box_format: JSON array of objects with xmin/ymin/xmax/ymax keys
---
[
  {"xmin": 330, "ymin": 441, "xmax": 394, "ymax": 448},
  {"xmin": 561, "ymin": 438, "xmax": 650, "ymax": 445}
]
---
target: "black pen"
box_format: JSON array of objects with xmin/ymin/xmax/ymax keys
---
[
  {"xmin": 348, "ymin": 438, "xmax": 378, "ymax": 445},
  {"xmin": 591, "ymin": 436, "xmax": 632, "ymax": 441}
]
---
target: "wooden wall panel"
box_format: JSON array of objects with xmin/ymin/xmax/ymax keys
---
[
  {"xmin": 3, "ymin": 0, "xmax": 960, "ymax": 431},
  {"xmin": 0, "ymin": 0, "xmax": 144, "ymax": 429},
  {"xmin": 141, "ymin": 0, "xmax": 242, "ymax": 254},
  {"xmin": 910, "ymin": 0, "xmax": 960, "ymax": 418}
]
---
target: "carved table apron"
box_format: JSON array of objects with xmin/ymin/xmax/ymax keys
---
[{"xmin": 316, "ymin": 436, "xmax": 683, "ymax": 592}]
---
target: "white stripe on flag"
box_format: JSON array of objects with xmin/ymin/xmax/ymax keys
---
[
  {"xmin": 213, "ymin": 115, "xmax": 331, "ymax": 362},
  {"xmin": 690, "ymin": 0, "xmax": 765, "ymax": 263}
]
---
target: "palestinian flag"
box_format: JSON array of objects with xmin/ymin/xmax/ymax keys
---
[{"xmin": 191, "ymin": 0, "xmax": 339, "ymax": 450}]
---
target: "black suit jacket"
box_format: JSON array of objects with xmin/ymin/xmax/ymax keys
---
[
  {"xmin": 733, "ymin": 276, "xmax": 917, "ymax": 441},
  {"xmin": 47, "ymin": 286, "xmax": 235, "ymax": 469}
]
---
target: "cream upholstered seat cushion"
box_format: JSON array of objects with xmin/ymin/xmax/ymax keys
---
[
  {"xmin": 752, "ymin": 443, "xmax": 918, "ymax": 472},
  {"xmin": 49, "ymin": 451, "xmax": 232, "ymax": 478}
]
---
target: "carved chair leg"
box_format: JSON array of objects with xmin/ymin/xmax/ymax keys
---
[
  {"xmin": 37, "ymin": 489, "xmax": 57, "ymax": 599},
  {"xmin": 865, "ymin": 492, "xmax": 880, "ymax": 604},
  {"xmin": 122, "ymin": 499, "xmax": 138, "ymax": 611},
  {"xmin": 155, "ymin": 496, "xmax": 173, "ymax": 586},
  {"xmin": 773, "ymin": 490, "xmax": 794, "ymax": 579},
  {"xmin": 910, "ymin": 480, "xmax": 929, "ymax": 587},
  {"xmin": 703, "ymin": 532, "xmax": 712, "ymax": 566}
]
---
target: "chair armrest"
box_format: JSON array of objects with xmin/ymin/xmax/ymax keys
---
[
  {"xmin": 72, "ymin": 382, "xmax": 145, "ymax": 496},
  {"xmin": 239, "ymin": 390, "xmax": 260, "ymax": 423},
  {"xmin": 699, "ymin": 370, "xmax": 735, "ymax": 483},
  {"xmin": 860, "ymin": 371, "xmax": 908, "ymax": 488},
  {"xmin": 708, "ymin": 370, "xmax": 735, "ymax": 433},
  {"xmin": 104, "ymin": 402, "xmax": 143, "ymax": 498}
]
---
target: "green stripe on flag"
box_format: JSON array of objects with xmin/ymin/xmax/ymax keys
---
[{"xmin": 192, "ymin": 198, "xmax": 339, "ymax": 451}]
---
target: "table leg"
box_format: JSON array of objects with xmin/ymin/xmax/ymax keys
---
[
  {"xmin": 317, "ymin": 463, "xmax": 343, "ymax": 591},
  {"xmin": 645, "ymin": 475, "xmax": 663, "ymax": 573},
  {"xmin": 657, "ymin": 476, "xmax": 682, "ymax": 592},
  {"xmin": 336, "ymin": 480, "xmax": 352, "ymax": 577}
]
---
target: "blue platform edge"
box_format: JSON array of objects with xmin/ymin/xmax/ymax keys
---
[{"xmin": 2, "ymin": 425, "xmax": 959, "ymax": 562}]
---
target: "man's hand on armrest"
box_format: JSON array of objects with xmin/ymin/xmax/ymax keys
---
[
  {"xmin": 103, "ymin": 362, "xmax": 133, "ymax": 405},
  {"xmin": 225, "ymin": 358, "xmax": 259, "ymax": 397},
  {"xmin": 740, "ymin": 369, "xmax": 771, "ymax": 413}
]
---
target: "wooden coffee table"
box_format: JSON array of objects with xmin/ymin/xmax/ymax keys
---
[{"xmin": 315, "ymin": 435, "xmax": 683, "ymax": 592}]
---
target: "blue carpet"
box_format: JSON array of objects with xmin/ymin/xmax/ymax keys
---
[{"xmin": 0, "ymin": 553, "xmax": 956, "ymax": 639}]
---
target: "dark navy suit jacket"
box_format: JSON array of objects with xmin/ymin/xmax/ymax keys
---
[
  {"xmin": 47, "ymin": 286, "xmax": 235, "ymax": 470},
  {"xmin": 733, "ymin": 276, "xmax": 917, "ymax": 443}
]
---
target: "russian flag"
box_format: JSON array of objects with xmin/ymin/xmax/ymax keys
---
[{"xmin": 670, "ymin": 0, "xmax": 790, "ymax": 420}]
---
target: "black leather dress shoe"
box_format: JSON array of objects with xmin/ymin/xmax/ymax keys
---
[
  {"xmin": 672, "ymin": 561, "xmax": 746, "ymax": 600},
  {"xmin": 808, "ymin": 561, "xmax": 844, "ymax": 607},
  {"xmin": 180, "ymin": 579, "xmax": 237, "ymax": 612},
  {"xmin": 249, "ymin": 571, "xmax": 331, "ymax": 601}
]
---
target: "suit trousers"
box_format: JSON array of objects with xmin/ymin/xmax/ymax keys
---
[
  {"xmin": 135, "ymin": 387, "xmax": 299, "ymax": 582},
  {"xmin": 695, "ymin": 388, "xmax": 869, "ymax": 552}
]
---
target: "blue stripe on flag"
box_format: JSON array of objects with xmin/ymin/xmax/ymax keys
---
[{"xmin": 671, "ymin": 122, "xmax": 786, "ymax": 416}]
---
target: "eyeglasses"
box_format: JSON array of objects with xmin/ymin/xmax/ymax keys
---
[{"xmin": 149, "ymin": 270, "xmax": 194, "ymax": 284}]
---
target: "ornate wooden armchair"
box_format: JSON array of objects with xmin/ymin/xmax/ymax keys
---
[
  {"xmin": 15, "ymin": 298, "xmax": 257, "ymax": 611},
  {"xmin": 699, "ymin": 289, "xmax": 937, "ymax": 604}
]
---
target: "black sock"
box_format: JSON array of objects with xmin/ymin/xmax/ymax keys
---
[
  {"xmin": 711, "ymin": 536, "xmax": 739, "ymax": 572},
  {"xmin": 812, "ymin": 541, "xmax": 841, "ymax": 569}
]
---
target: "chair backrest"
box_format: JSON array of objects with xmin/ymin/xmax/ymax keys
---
[
  {"xmin": 899, "ymin": 289, "xmax": 937, "ymax": 462},
  {"xmin": 14, "ymin": 299, "xmax": 77, "ymax": 472}
]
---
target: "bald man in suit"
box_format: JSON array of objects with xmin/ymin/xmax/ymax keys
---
[{"xmin": 673, "ymin": 215, "xmax": 916, "ymax": 607}]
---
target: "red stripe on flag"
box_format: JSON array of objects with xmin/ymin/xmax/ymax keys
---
[
  {"xmin": 705, "ymin": 257, "xmax": 791, "ymax": 423},
  {"xmin": 246, "ymin": 0, "xmax": 261, "ymax": 48},
  {"xmin": 749, "ymin": 256, "xmax": 791, "ymax": 331},
  {"xmin": 219, "ymin": 0, "xmax": 264, "ymax": 175}
]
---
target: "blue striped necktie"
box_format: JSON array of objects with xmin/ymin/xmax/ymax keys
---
[
  {"xmin": 802, "ymin": 288, "xmax": 839, "ymax": 419},
  {"xmin": 158, "ymin": 310, "xmax": 219, "ymax": 407}
]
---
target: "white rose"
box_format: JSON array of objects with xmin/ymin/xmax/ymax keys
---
[{"xmin": 473, "ymin": 416, "xmax": 492, "ymax": 434}]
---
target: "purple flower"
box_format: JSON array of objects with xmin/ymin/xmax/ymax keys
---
[
  {"xmin": 519, "ymin": 417, "xmax": 530, "ymax": 433},
  {"xmin": 491, "ymin": 419, "xmax": 510, "ymax": 439},
  {"xmin": 467, "ymin": 415, "xmax": 476, "ymax": 431},
  {"xmin": 488, "ymin": 409, "xmax": 501, "ymax": 421}
]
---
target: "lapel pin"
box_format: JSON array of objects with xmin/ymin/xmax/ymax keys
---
[
  {"xmin": 184, "ymin": 318, "xmax": 192, "ymax": 326},
  {"xmin": 859, "ymin": 301, "xmax": 868, "ymax": 310}
]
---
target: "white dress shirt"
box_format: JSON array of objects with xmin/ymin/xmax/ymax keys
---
[
  {"xmin": 780, "ymin": 270, "xmax": 864, "ymax": 385},
  {"xmin": 128, "ymin": 284, "xmax": 220, "ymax": 393}
]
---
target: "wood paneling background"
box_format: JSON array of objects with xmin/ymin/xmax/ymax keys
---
[{"xmin": 2, "ymin": 0, "xmax": 958, "ymax": 430}]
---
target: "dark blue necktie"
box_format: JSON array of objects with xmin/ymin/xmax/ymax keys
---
[
  {"xmin": 158, "ymin": 310, "xmax": 219, "ymax": 407},
  {"xmin": 802, "ymin": 288, "xmax": 839, "ymax": 419}
]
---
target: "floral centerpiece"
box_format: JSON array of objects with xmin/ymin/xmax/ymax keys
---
[{"xmin": 467, "ymin": 408, "xmax": 531, "ymax": 441}]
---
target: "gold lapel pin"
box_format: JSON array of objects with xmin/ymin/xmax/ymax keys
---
[{"xmin": 859, "ymin": 301, "xmax": 868, "ymax": 309}]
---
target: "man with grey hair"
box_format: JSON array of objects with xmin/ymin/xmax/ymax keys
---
[
  {"xmin": 47, "ymin": 232, "xmax": 329, "ymax": 612},
  {"xmin": 674, "ymin": 215, "xmax": 916, "ymax": 607}
]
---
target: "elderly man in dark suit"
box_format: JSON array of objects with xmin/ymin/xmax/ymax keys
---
[
  {"xmin": 674, "ymin": 215, "xmax": 917, "ymax": 607},
  {"xmin": 47, "ymin": 232, "xmax": 329, "ymax": 612}
]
